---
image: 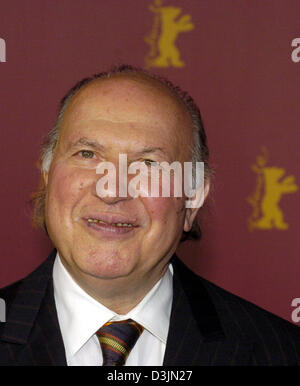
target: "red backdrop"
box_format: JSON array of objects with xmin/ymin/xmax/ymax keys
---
[{"xmin": 0, "ymin": 0, "xmax": 299, "ymax": 324}]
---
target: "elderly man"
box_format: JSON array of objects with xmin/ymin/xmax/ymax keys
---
[{"xmin": 0, "ymin": 65, "xmax": 299, "ymax": 366}]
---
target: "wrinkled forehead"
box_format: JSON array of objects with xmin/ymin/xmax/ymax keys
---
[
  {"xmin": 57, "ymin": 74, "xmax": 194, "ymax": 161},
  {"xmin": 63, "ymin": 74, "xmax": 191, "ymax": 128}
]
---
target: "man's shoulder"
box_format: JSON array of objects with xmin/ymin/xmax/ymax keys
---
[
  {"xmin": 174, "ymin": 257, "xmax": 300, "ymax": 364},
  {"xmin": 0, "ymin": 280, "xmax": 22, "ymax": 307},
  {"xmin": 202, "ymin": 276, "xmax": 300, "ymax": 335},
  {"xmin": 173, "ymin": 257, "xmax": 300, "ymax": 345},
  {"xmin": 0, "ymin": 279, "xmax": 25, "ymax": 337},
  {"xmin": 0, "ymin": 280, "xmax": 23, "ymax": 334},
  {"xmin": 0, "ymin": 251, "xmax": 56, "ymax": 319}
]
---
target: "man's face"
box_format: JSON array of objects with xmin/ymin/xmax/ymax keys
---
[{"xmin": 44, "ymin": 76, "xmax": 199, "ymax": 290}]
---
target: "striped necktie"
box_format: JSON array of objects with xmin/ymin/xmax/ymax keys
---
[{"xmin": 96, "ymin": 319, "xmax": 144, "ymax": 366}]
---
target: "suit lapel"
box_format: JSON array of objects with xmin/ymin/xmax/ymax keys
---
[
  {"xmin": 163, "ymin": 257, "xmax": 253, "ymax": 365},
  {"xmin": 0, "ymin": 250, "xmax": 67, "ymax": 365},
  {"xmin": 1, "ymin": 252, "xmax": 253, "ymax": 365}
]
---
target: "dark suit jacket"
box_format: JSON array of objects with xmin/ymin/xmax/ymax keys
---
[{"xmin": 0, "ymin": 250, "xmax": 300, "ymax": 365}]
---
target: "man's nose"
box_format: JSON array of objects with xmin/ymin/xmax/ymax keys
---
[{"xmin": 92, "ymin": 162, "xmax": 133, "ymax": 205}]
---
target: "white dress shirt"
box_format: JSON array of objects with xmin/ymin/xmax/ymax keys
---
[{"xmin": 52, "ymin": 253, "xmax": 173, "ymax": 366}]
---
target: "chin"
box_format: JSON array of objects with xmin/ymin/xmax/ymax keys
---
[{"xmin": 73, "ymin": 248, "xmax": 137, "ymax": 280}]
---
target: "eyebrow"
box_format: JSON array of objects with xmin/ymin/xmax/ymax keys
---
[
  {"xmin": 68, "ymin": 137, "xmax": 169, "ymax": 158},
  {"xmin": 133, "ymin": 146, "xmax": 169, "ymax": 159},
  {"xmin": 68, "ymin": 137, "xmax": 105, "ymax": 151}
]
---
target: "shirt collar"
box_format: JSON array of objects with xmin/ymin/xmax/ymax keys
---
[{"xmin": 53, "ymin": 253, "xmax": 173, "ymax": 356}]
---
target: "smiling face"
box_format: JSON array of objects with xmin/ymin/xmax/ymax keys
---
[{"xmin": 44, "ymin": 74, "xmax": 201, "ymax": 303}]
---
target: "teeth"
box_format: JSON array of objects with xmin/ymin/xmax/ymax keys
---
[
  {"xmin": 87, "ymin": 219, "xmax": 105, "ymax": 223},
  {"xmin": 114, "ymin": 223, "xmax": 133, "ymax": 227},
  {"xmin": 87, "ymin": 219, "xmax": 133, "ymax": 227},
  {"xmin": 87, "ymin": 219, "xmax": 105, "ymax": 224}
]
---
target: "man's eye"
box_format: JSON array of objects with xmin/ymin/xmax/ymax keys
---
[
  {"xmin": 143, "ymin": 159, "xmax": 157, "ymax": 166},
  {"xmin": 78, "ymin": 150, "xmax": 95, "ymax": 159}
]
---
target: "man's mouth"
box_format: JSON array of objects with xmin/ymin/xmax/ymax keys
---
[
  {"xmin": 87, "ymin": 218, "xmax": 134, "ymax": 228},
  {"xmin": 82, "ymin": 213, "xmax": 139, "ymax": 236}
]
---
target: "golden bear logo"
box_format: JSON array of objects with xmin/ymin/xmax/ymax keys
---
[
  {"xmin": 144, "ymin": 0, "xmax": 194, "ymax": 68},
  {"xmin": 247, "ymin": 147, "xmax": 298, "ymax": 230}
]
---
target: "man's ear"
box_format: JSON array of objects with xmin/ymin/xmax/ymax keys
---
[
  {"xmin": 184, "ymin": 181, "xmax": 210, "ymax": 232},
  {"xmin": 42, "ymin": 170, "xmax": 49, "ymax": 187}
]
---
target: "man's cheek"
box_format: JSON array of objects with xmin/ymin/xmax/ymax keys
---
[
  {"xmin": 48, "ymin": 166, "xmax": 91, "ymax": 210},
  {"xmin": 143, "ymin": 197, "xmax": 183, "ymax": 224}
]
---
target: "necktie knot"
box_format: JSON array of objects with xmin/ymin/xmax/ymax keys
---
[{"xmin": 96, "ymin": 319, "xmax": 144, "ymax": 366}]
